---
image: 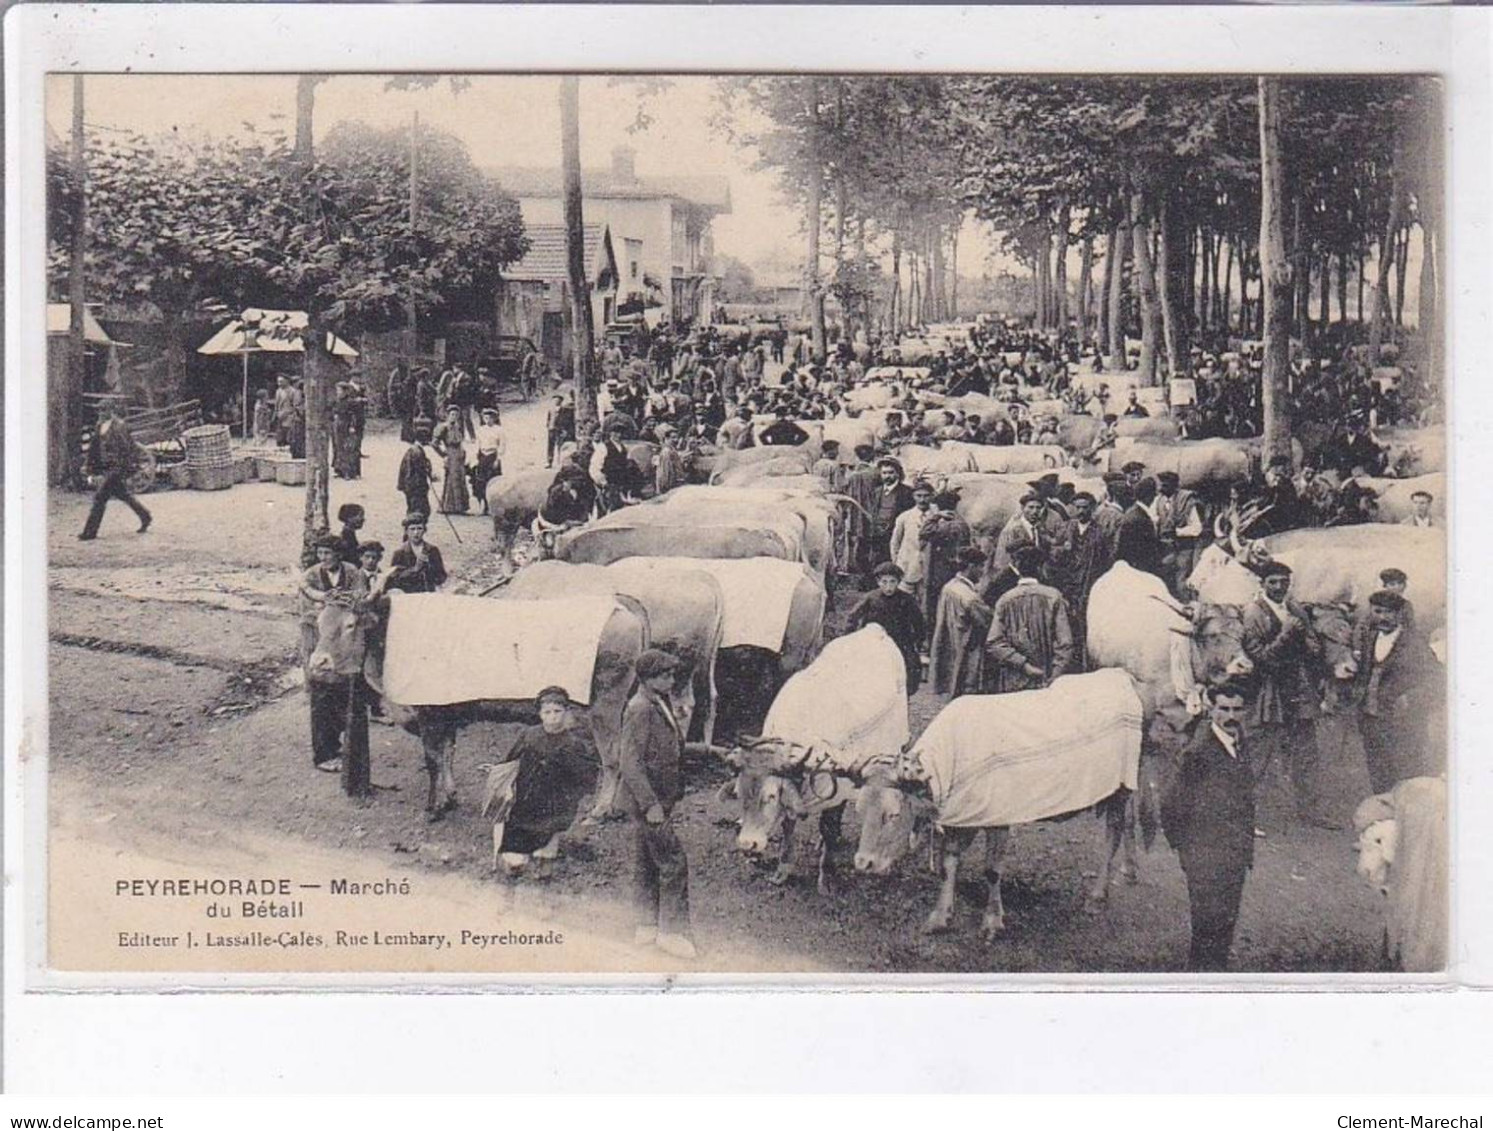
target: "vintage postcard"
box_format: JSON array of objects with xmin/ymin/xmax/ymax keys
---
[{"xmin": 27, "ymin": 64, "xmax": 1449, "ymax": 985}]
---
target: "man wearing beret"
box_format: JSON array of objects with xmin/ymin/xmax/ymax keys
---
[
  {"xmin": 1241, "ymin": 560, "xmax": 1334, "ymax": 828},
  {"xmin": 1352, "ymin": 590, "xmax": 1432, "ymax": 792},
  {"xmin": 848, "ymin": 562, "xmax": 927, "ymax": 694},
  {"xmin": 1115, "ymin": 476, "xmax": 1165, "ymax": 578},
  {"xmin": 618, "ymin": 648, "xmax": 696, "ymax": 960}
]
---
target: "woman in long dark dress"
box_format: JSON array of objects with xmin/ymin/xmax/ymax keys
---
[{"xmin": 432, "ymin": 405, "xmax": 471, "ymax": 515}]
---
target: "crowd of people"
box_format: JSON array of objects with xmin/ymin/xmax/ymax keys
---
[{"xmin": 275, "ymin": 310, "xmax": 1444, "ymax": 970}]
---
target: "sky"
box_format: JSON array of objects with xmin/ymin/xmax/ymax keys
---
[{"xmin": 46, "ymin": 73, "xmax": 1008, "ymax": 281}]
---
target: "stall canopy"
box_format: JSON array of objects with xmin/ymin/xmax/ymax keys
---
[
  {"xmin": 197, "ymin": 308, "xmax": 358, "ymax": 438},
  {"xmin": 47, "ymin": 303, "xmax": 117, "ymax": 345}
]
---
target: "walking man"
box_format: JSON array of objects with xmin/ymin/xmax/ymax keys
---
[
  {"xmin": 79, "ymin": 413, "xmax": 151, "ymax": 541},
  {"xmin": 1160, "ymin": 681, "xmax": 1257, "ymax": 972}
]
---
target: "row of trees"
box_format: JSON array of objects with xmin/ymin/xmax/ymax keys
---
[
  {"xmin": 49, "ymin": 77, "xmax": 530, "ymax": 551},
  {"xmin": 718, "ymin": 75, "xmax": 1444, "ymax": 452}
]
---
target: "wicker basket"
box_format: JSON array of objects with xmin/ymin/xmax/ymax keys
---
[
  {"xmin": 254, "ymin": 456, "xmax": 282, "ymax": 481},
  {"xmin": 182, "ymin": 424, "xmax": 233, "ymax": 468},
  {"xmin": 276, "ymin": 459, "xmax": 308, "ymax": 486},
  {"xmin": 189, "ymin": 464, "xmax": 236, "ymax": 491},
  {"xmin": 231, "ymin": 456, "xmax": 255, "ymax": 483},
  {"xmin": 167, "ymin": 463, "xmax": 194, "ymax": 490}
]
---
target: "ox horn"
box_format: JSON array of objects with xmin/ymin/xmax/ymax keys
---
[
  {"xmin": 1148, "ymin": 593, "xmax": 1191, "ymax": 619},
  {"xmin": 825, "ymin": 493, "xmax": 872, "ymax": 521}
]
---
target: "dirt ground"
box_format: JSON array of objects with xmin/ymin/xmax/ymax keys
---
[{"xmin": 44, "ymin": 401, "xmax": 1391, "ymax": 976}]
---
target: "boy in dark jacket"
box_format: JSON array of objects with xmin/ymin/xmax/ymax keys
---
[
  {"xmin": 617, "ymin": 649, "xmax": 695, "ymax": 960},
  {"xmin": 847, "ymin": 562, "xmax": 927, "ymax": 693}
]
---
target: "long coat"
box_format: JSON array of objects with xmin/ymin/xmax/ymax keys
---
[
  {"xmin": 990, "ymin": 514, "xmax": 1044, "ymax": 575},
  {"xmin": 929, "ymin": 574, "xmax": 991, "ymax": 697},
  {"xmin": 984, "ymin": 580, "xmax": 1074, "ymax": 694},
  {"xmin": 918, "ymin": 510, "xmax": 973, "ymax": 627},
  {"xmin": 1241, "ymin": 596, "xmax": 1321, "ymax": 725}
]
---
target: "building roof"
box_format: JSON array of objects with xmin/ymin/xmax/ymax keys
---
[
  {"xmin": 486, "ymin": 165, "xmax": 731, "ymax": 213},
  {"xmin": 505, "ymin": 223, "xmax": 617, "ymax": 285}
]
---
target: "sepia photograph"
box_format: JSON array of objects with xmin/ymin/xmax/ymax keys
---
[{"xmin": 37, "ymin": 69, "xmax": 1448, "ymax": 980}]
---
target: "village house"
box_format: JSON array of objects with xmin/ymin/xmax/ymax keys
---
[
  {"xmin": 493, "ymin": 222, "xmax": 620, "ymax": 370},
  {"xmin": 488, "ymin": 147, "xmax": 731, "ymax": 329}
]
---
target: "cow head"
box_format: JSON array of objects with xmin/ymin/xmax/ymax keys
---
[
  {"xmin": 1353, "ymin": 793, "xmax": 1398, "ymax": 893},
  {"xmin": 736, "ymin": 769, "xmax": 805, "ymax": 855},
  {"xmin": 307, "ymin": 602, "xmax": 366, "ymax": 684},
  {"xmin": 852, "ymin": 766, "xmax": 935, "ymax": 875},
  {"xmin": 1306, "ymin": 602, "xmax": 1359, "ymax": 684},
  {"xmin": 1181, "ymin": 603, "xmax": 1254, "ymax": 682}
]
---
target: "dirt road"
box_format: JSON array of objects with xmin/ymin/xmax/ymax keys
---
[{"xmin": 44, "ymin": 407, "xmax": 1391, "ymax": 976}]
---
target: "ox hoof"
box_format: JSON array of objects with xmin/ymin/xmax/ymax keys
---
[
  {"xmin": 981, "ymin": 913, "xmax": 1007, "ymax": 940},
  {"xmin": 921, "ymin": 912, "xmax": 953, "ymax": 936}
]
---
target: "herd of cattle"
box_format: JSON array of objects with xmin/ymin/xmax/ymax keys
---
[{"xmin": 344, "ymin": 342, "xmax": 1447, "ymax": 966}]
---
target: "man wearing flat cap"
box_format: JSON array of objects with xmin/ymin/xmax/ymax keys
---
[
  {"xmin": 617, "ymin": 648, "xmax": 696, "ymax": 960},
  {"xmin": 385, "ymin": 514, "xmax": 447, "ymax": 595},
  {"xmin": 1351, "ymin": 590, "xmax": 1433, "ymax": 792},
  {"xmin": 992, "ymin": 490, "xmax": 1050, "ymax": 580},
  {"xmin": 1095, "ymin": 471, "xmax": 1131, "ymax": 555},
  {"xmin": 1156, "ymin": 470, "xmax": 1203, "ymax": 596},
  {"xmin": 1121, "ymin": 460, "xmax": 1147, "ymax": 489},
  {"xmin": 1241, "ymin": 559, "xmax": 1334, "ymax": 828}
]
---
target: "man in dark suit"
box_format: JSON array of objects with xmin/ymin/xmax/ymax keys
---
[
  {"xmin": 1241, "ymin": 560, "xmax": 1333, "ymax": 828},
  {"xmin": 1352, "ymin": 590, "xmax": 1432, "ymax": 792},
  {"xmin": 867, "ymin": 458, "xmax": 915, "ymax": 577},
  {"xmin": 617, "ymin": 649, "xmax": 695, "ymax": 960},
  {"xmin": 1114, "ymin": 475, "xmax": 1164, "ymax": 577},
  {"xmin": 1160, "ymin": 680, "xmax": 1257, "ymax": 972}
]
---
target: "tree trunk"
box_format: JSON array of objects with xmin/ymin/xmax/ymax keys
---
[
  {"xmin": 806, "ymin": 78, "xmax": 827, "ymax": 363},
  {"xmin": 1419, "ymin": 216, "xmax": 1438, "ymax": 381},
  {"xmin": 1105, "ymin": 218, "xmax": 1129, "ymax": 368},
  {"xmin": 296, "ymin": 75, "xmax": 332, "ymax": 562},
  {"xmin": 1292, "ymin": 195, "xmax": 1310, "ymax": 347},
  {"xmin": 1054, "ymin": 201, "xmax": 1071, "ymax": 332},
  {"xmin": 1158, "ymin": 194, "xmax": 1191, "ymax": 377},
  {"xmin": 1319, "ymin": 252, "xmax": 1330, "ymax": 337},
  {"xmin": 1358, "ymin": 249, "xmax": 1366, "ymax": 325},
  {"xmin": 560, "ymin": 76, "xmax": 599, "ymax": 433},
  {"xmin": 1221, "ymin": 236, "xmax": 1236, "ymax": 335},
  {"xmin": 1393, "ymin": 223, "xmax": 1409, "ymax": 333},
  {"xmin": 1211, "ymin": 232, "xmax": 1225, "ymax": 334},
  {"xmin": 404, "ymin": 111, "xmax": 420, "ymax": 388},
  {"xmin": 1036, "ymin": 225, "xmax": 1051, "ymax": 330},
  {"xmin": 949, "ymin": 224, "xmax": 959, "ymax": 319},
  {"xmin": 1367, "ymin": 156, "xmax": 1404, "ymax": 363},
  {"xmin": 1257, "ymin": 77, "xmax": 1294, "ymax": 467},
  {"xmin": 1077, "ymin": 234, "xmax": 1094, "ymax": 343},
  {"xmin": 1337, "ymin": 250, "xmax": 1349, "ymax": 326},
  {"xmin": 1130, "ymin": 194, "xmax": 1161, "ymax": 385},
  {"xmin": 59, "ymin": 74, "xmax": 88, "ymax": 486},
  {"xmin": 929, "ymin": 228, "xmax": 944, "ymax": 322},
  {"xmin": 1197, "ymin": 228, "xmax": 1211, "ymax": 333},
  {"xmin": 889, "ymin": 231, "xmax": 902, "ymax": 334}
]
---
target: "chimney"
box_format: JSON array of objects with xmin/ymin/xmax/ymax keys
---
[{"xmin": 611, "ymin": 146, "xmax": 637, "ymax": 182}]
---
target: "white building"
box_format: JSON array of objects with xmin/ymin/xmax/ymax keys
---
[{"xmin": 488, "ymin": 147, "xmax": 731, "ymax": 326}]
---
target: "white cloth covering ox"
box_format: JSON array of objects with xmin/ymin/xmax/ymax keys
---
[
  {"xmin": 608, "ymin": 556, "xmax": 815, "ymax": 653},
  {"xmin": 382, "ymin": 594, "xmax": 616, "ymax": 707},
  {"xmin": 913, "ymin": 669, "xmax": 1143, "ymax": 829},
  {"xmin": 762, "ymin": 625, "xmax": 909, "ymax": 767}
]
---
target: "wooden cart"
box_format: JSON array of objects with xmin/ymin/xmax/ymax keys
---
[{"xmin": 82, "ymin": 394, "xmax": 203, "ymax": 494}]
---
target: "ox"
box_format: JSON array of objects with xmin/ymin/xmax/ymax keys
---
[
  {"xmin": 1260, "ymin": 525, "xmax": 1447, "ymax": 632},
  {"xmin": 557, "ymin": 508, "xmax": 805, "ymax": 568},
  {"xmin": 850, "ymin": 670, "xmax": 1146, "ymax": 938},
  {"xmin": 1353, "ymin": 776, "xmax": 1447, "ymax": 972},
  {"xmin": 725, "ymin": 626, "xmax": 908, "ymax": 894},
  {"xmin": 501, "ymin": 559, "xmax": 726, "ymax": 745},
  {"xmin": 608, "ymin": 555, "xmax": 826, "ymax": 731},
  {"xmin": 381, "ymin": 594, "xmax": 648, "ymax": 821}
]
